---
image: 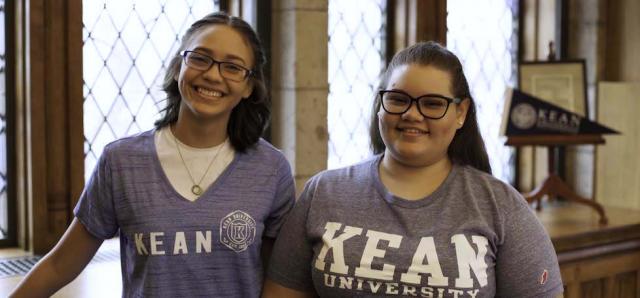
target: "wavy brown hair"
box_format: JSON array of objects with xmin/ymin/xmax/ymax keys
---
[
  {"xmin": 155, "ymin": 12, "xmax": 269, "ymax": 153},
  {"xmin": 370, "ymin": 41, "xmax": 492, "ymax": 174}
]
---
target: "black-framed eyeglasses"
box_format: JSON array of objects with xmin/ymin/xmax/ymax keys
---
[
  {"xmin": 379, "ymin": 90, "xmax": 463, "ymax": 119},
  {"xmin": 179, "ymin": 50, "xmax": 253, "ymax": 82}
]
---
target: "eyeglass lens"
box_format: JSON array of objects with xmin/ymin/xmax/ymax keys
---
[
  {"xmin": 184, "ymin": 52, "xmax": 248, "ymax": 81},
  {"xmin": 382, "ymin": 92, "xmax": 450, "ymax": 118}
]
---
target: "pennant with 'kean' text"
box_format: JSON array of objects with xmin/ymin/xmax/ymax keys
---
[{"xmin": 500, "ymin": 88, "xmax": 618, "ymax": 136}]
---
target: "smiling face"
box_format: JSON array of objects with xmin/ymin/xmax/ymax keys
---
[
  {"xmin": 176, "ymin": 24, "xmax": 254, "ymax": 126},
  {"xmin": 378, "ymin": 64, "xmax": 469, "ymax": 167}
]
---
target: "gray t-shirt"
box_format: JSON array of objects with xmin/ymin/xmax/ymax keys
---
[
  {"xmin": 268, "ymin": 155, "xmax": 563, "ymax": 297},
  {"xmin": 74, "ymin": 130, "xmax": 295, "ymax": 298}
]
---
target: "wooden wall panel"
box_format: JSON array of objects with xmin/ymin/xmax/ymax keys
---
[
  {"xmin": 560, "ymin": 249, "xmax": 640, "ymax": 298},
  {"xmin": 388, "ymin": 0, "xmax": 446, "ymax": 57},
  {"xmin": 539, "ymin": 203, "xmax": 640, "ymax": 298},
  {"xmin": 615, "ymin": 272, "xmax": 637, "ymax": 297},
  {"xmin": 604, "ymin": 0, "xmax": 640, "ymax": 82},
  {"xmin": 25, "ymin": 0, "xmax": 84, "ymax": 254}
]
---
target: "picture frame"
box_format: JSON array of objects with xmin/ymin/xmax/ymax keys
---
[{"xmin": 518, "ymin": 60, "xmax": 587, "ymax": 116}]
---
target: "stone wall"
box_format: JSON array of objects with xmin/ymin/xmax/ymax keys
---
[{"xmin": 271, "ymin": 0, "xmax": 329, "ymax": 194}]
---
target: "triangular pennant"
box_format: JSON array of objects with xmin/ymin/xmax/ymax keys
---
[{"xmin": 500, "ymin": 88, "xmax": 618, "ymax": 136}]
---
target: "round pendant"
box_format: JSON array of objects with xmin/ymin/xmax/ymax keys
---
[{"xmin": 191, "ymin": 185, "xmax": 203, "ymax": 196}]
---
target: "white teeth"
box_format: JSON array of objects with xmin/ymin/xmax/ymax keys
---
[
  {"xmin": 196, "ymin": 87, "xmax": 222, "ymax": 97},
  {"xmin": 402, "ymin": 128, "xmax": 428, "ymax": 134}
]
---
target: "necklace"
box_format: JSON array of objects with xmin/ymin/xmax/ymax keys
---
[{"xmin": 172, "ymin": 130, "xmax": 224, "ymax": 196}]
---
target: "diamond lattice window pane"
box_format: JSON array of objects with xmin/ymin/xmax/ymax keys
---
[
  {"xmin": 328, "ymin": 0, "xmax": 386, "ymax": 169},
  {"xmin": 83, "ymin": 0, "xmax": 218, "ymax": 181},
  {"xmin": 447, "ymin": 0, "xmax": 518, "ymax": 183},
  {"xmin": 0, "ymin": 0, "xmax": 8, "ymax": 239}
]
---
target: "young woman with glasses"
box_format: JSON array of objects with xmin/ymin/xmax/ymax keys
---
[
  {"xmin": 13, "ymin": 12, "xmax": 295, "ymax": 298},
  {"xmin": 263, "ymin": 42, "xmax": 563, "ymax": 298}
]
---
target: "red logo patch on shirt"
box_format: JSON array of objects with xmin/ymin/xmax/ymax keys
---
[{"xmin": 539, "ymin": 269, "xmax": 549, "ymax": 285}]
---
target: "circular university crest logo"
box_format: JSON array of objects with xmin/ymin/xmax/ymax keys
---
[
  {"xmin": 510, "ymin": 103, "xmax": 537, "ymax": 129},
  {"xmin": 220, "ymin": 210, "xmax": 256, "ymax": 252}
]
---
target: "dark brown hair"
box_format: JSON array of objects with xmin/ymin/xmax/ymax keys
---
[
  {"xmin": 155, "ymin": 12, "xmax": 269, "ymax": 153},
  {"xmin": 370, "ymin": 41, "xmax": 492, "ymax": 174}
]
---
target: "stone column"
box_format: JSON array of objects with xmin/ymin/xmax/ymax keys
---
[
  {"xmin": 271, "ymin": 0, "xmax": 328, "ymax": 193},
  {"xmin": 565, "ymin": 0, "xmax": 607, "ymax": 199}
]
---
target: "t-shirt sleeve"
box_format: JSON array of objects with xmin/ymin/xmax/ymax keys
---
[
  {"xmin": 266, "ymin": 177, "xmax": 317, "ymax": 292},
  {"xmin": 495, "ymin": 189, "xmax": 563, "ymax": 297},
  {"xmin": 263, "ymin": 155, "xmax": 296, "ymax": 238},
  {"xmin": 73, "ymin": 146, "xmax": 119, "ymax": 240}
]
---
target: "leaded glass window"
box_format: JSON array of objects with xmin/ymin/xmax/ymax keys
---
[
  {"xmin": 447, "ymin": 0, "xmax": 518, "ymax": 183},
  {"xmin": 83, "ymin": 0, "xmax": 218, "ymax": 181},
  {"xmin": 0, "ymin": 0, "xmax": 7, "ymax": 239},
  {"xmin": 328, "ymin": 0, "xmax": 386, "ymax": 169}
]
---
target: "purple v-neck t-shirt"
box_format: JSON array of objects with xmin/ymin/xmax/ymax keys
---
[{"xmin": 75, "ymin": 130, "xmax": 295, "ymax": 297}]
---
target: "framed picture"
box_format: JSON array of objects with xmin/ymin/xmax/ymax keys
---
[{"xmin": 518, "ymin": 60, "xmax": 587, "ymax": 116}]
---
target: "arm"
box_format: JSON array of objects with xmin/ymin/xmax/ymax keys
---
[
  {"xmin": 495, "ymin": 189, "xmax": 563, "ymax": 297},
  {"xmin": 262, "ymin": 177, "xmax": 321, "ymax": 298},
  {"xmin": 10, "ymin": 219, "xmax": 104, "ymax": 298},
  {"xmin": 261, "ymin": 239, "xmax": 316, "ymax": 298},
  {"xmin": 262, "ymin": 278, "xmax": 315, "ymax": 298}
]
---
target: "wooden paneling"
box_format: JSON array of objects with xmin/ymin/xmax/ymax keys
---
[
  {"xmin": 539, "ymin": 203, "xmax": 640, "ymax": 298},
  {"xmin": 559, "ymin": 251, "xmax": 640, "ymax": 298},
  {"xmin": 25, "ymin": 0, "xmax": 84, "ymax": 254},
  {"xmin": 388, "ymin": 0, "xmax": 446, "ymax": 57},
  {"xmin": 66, "ymin": 0, "xmax": 85, "ymax": 217},
  {"xmin": 604, "ymin": 0, "xmax": 640, "ymax": 81}
]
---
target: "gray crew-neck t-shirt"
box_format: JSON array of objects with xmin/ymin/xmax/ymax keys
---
[
  {"xmin": 268, "ymin": 155, "xmax": 563, "ymax": 297},
  {"xmin": 75, "ymin": 130, "xmax": 295, "ymax": 297}
]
